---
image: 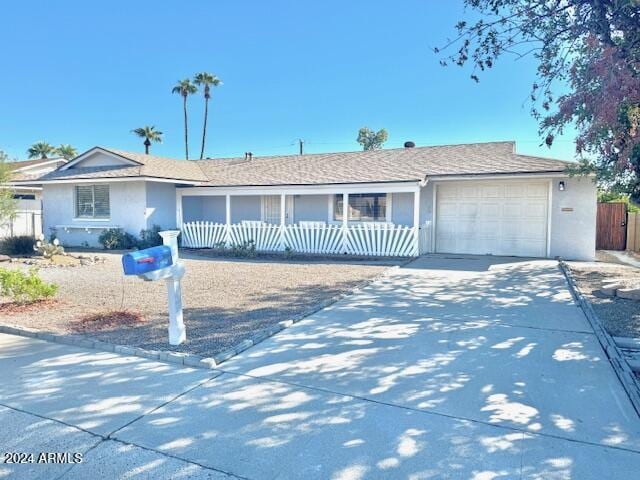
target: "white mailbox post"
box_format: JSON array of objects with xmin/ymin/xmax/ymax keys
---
[
  {"xmin": 123, "ymin": 230, "xmax": 186, "ymax": 345},
  {"xmin": 158, "ymin": 230, "xmax": 186, "ymax": 345}
]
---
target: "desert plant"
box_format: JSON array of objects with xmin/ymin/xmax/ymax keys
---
[
  {"xmin": 0, "ymin": 235, "xmax": 35, "ymax": 256},
  {"xmin": 229, "ymin": 240, "xmax": 256, "ymax": 258},
  {"xmin": 284, "ymin": 246, "xmax": 295, "ymax": 259},
  {"xmin": 0, "ymin": 268, "xmax": 58, "ymax": 303},
  {"xmin": 98, "ymin": 228, "xmax": 137, "ymax": 250},
  {"xmin": 137, "ymin": 225, "xmax": 163, "ymax": 249},
  {"xmin": 34, "ymin": 235, "xmax": 65, "ymax": 259}
]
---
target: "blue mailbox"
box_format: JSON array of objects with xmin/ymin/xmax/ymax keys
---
[{"xmin": 122, "ymin": 245, "xmax": 173, "ymax": 276}]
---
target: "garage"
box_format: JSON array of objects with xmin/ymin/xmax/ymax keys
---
[{"xmin": 435, "ymin": 180, "xmax": 550, "ymax": 257}]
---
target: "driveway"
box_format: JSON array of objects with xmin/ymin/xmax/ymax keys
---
[{"xmin": 1, "ymin": 256, "xmax": 640, "ymax": 479}]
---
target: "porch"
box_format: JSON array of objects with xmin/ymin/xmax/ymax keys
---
[{"xmin": 176, "ymin": 184, "xmax": 431, "ymax": 257}]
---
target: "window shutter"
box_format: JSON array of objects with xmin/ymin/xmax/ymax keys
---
[
  {"xmin": 93, "ymin": 185, "xmax": 110, "ymax": 218},
  {"xmin": 76, "ymin": 186, "xmax": 94, "ymax": 217}
]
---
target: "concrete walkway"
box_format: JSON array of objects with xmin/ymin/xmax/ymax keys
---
[{"xmin": 2, "ymin": 256, "xmax": 640, "ymax": 479}]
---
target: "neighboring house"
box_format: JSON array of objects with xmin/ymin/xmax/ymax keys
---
[
  {"xmin": 11, "ymin": 142, "xmax": 597, "ymax": 260},
  {"xmin": 3, "ymin": 157, "xmax": 68, "ymax": 237}
]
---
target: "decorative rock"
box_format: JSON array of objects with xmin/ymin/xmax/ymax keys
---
[
  {"xmin": 600, "ymin": 283, "xmax": 623, "ymax": 296},
  {"xmin": 0, "ymin": 255, "xmax": 10, "ymax": 262},
  {"xmin": 617, "ymin": 288, "xmax": 640, "ymax": 301}
]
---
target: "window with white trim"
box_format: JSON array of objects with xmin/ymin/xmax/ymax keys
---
[
  {"xmin": 334, "ymin": 193, "xmax": 388, "ymax": 222},
  {"xmin": 75, "ymin": 185, "xmax": 110, "ymax": 219}
]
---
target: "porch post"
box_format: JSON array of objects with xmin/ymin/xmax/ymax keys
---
[
  {"xmin": 175, "ymin": 190, "xmax": 183, "ymax": 229},
  {"xmin": 342, "ymin": 193, "xmax": 349, "ymax": 254},
  {"xmin": 225, "ymin": 194, "xmax": 231, "ymax": 245},
  {"xmin": 413, "ymin": 187, "xmax": 421, "ymax": 256},
  {"xmin": 280, "ymin": 193, "xmax": 286, "ymax": 251}
]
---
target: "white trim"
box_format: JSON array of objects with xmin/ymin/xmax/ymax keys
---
[
  {"xmin": 12, "ymin": 158, "xmax": 67, "ymax": 172},
  {"xmin": 547, "ymin": 179, "xmax": 553, "ymax": 257},
  {"xmin": 427, "ymin": 172, "xmax": 590, "ymax": 182},
  {"xmin": 176, "ymin": 189, "xmax": 183, "ymax": 227},
  {"xmin": 61, "ymin": 147, "xmax": 141, "ymax": 170},
  {"xmin": 178, "ymin": 182, "xmax": 421, "ymax": 196},
  {"xmin": 12, "ymin": 176, "xmax": 202, "ymax": 186},
  {"xmin": 431, "ymin": 184, "xmax": 437, "ymax": 252}
]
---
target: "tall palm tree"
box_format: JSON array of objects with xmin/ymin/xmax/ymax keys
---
[
  {"xmin": 172, "ymin": 79, "xmax": 198, "ymax": 160},
  {"xmin": 27, "ymin": 142, "xmax": 56, "ymax": 159},
  {"xmin": 193, "ymin": 72, "xmax": 222, "ymax": 159},
  {"xmin": 55, "ymin": 144, "xmax": 78, "ymax": 160},
  {"xmin": 131, "ymin": 126, "xmax": 163, "ymax": 154}
]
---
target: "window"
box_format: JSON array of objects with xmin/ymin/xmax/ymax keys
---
[
  {"xmin": 75, "ymin": 185, "xmax": 110, "ymax": 219},
  {"xmin": 13, "ymin": 194, "xmax": 36, "ymax": 200},
  {"xmin": 334, "ymin": 193, "xmax": 388, "ymax": 222}
]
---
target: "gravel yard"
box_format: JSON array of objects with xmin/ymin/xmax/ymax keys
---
[
  {"xmin": 568, "ymin": 255, "xmax": 640, "ymax": 338},
  {"xmin": 0, "ymin": 251, "xmax": 396, "ymax": 356}
]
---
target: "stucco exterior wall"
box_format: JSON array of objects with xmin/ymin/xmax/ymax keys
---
[
  {"xmin": 231, "ymin": 196, "xmax": 261, "ymax": 223},
  {"xmin": 43, "ymin": 181, "xmax": 148, "ymax": 247},
  {"xmin": 391, "ymin": 192, "xmax": 414, "ymax": 226},
  {"xmin": 293, "ymin": 194, "xmax": 328, "ymax": 222},
  {"xmin": 69, "ymin": 152, "xmax": 131, "ymax": 168},
  {"xmin": 145, "ymin": 182, "xmax": 176, "ymax": 230},
  {"xmin": 549, "ymin": 176, "xmax": 597, "ymax": 261}
]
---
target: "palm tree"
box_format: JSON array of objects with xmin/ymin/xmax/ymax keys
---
[
  {"xmin": 27, "ymin": 142, "xmax": 56, "ymax": 159},
  {"xmin": 171, "ymin": 79, "xmax": 198, "ymax": 160},
  {"xmin": 131, "ymin": 126, "xmax": 163, "ymax": 154},
  {"xmin": 55, "ymin": 144, "xmax": 78, "ymax": 160},
  {"xmin": 193, "ymin": 72, "xmax": 222, "ymax": 159}
]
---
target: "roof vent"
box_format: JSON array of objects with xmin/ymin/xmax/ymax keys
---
[
  {"xmin": 404, "ymin": 141, "xmax": 416, "ymax": 148},
  {"xmin": 244, "ymin": 152, "xmax": 254, "ymax": 161}
]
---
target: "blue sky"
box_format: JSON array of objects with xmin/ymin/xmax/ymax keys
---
[{"xmin": 0, "ymin": 0, "xmax": 576, "ymax": 161}]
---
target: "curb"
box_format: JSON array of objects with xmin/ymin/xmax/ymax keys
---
[
  {"xmin": 0, "ymin": 261, "xmax": 400, "ymax": 371},
  {"xmin": 559, "ymin": 260, "xmax": 640, "ymax": 417}
]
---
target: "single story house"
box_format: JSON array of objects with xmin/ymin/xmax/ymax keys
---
[
  {"xmin": 3, "ymin": 157, "xmax": 68, "ymax": 237},
  {"xmin": 12, "ymin": 141, "xmax": 597, "ymax": 260}
]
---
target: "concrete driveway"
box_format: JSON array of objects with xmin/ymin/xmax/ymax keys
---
[{"xmin": 1, "ymin": 256, "xmax": 640, "ymax": 479}]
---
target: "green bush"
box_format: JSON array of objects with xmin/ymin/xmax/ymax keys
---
[
  {"xmin": 98, "ymin": 228, "xmax": 137, "ymax": 250},
  {"xmin": 0, "ymin": 235, "xmax": 35, "ymax": 256},
  {"xmin": 229, "ymin": 240, "xmax": 257, "ymax": 258},
  {"xmin": 137, "ymin": 225, "xmax": 163, "ymax": 249},
  {"xmin": 0, "ymin": 268, "xmax": 58, "ymax": 303},
  {"xmin": 598, "ymin": 192, "xmax": 640, "ymax": 213}
]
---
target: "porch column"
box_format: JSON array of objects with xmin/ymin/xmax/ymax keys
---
[
  {"xmin": 280, "ymin": 193, "xmax": 286, "ymax": 250},
  {"xmin": 342, "ymin": 193, "xmax": 349, "ymax": 254},
  {"xmin": 225, "ymin": 194, "xmax": 231, "ymax": 245},
  {"xmin": 175, "ymin": 190, "xmax": 183, "ymax": 229},
  {"xmin": 413, "ymin": 188, "xmax": 421, "ymax": 256}
]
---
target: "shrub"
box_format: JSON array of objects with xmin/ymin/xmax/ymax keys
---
[
  {"xmin": 0, "ymin": 235, "xmax": 35, "ymax": 256},
  {"xmin": 137, "ymin": 225, "xmax": 163, "ymax": 249},
  {"xmin": 229, "ymin": 240, "xmax": 257, "ymax": 258},
  {"xmin": 0, "ymin": 268, "xmax": 58, "ymax": 304},
  {"xmin": 34, "ymin": 235, "xmax": 65, "ymax": 259},
  {"xmin": 98, "ymin": 228, "xmax": 137, "ymax": 250}
]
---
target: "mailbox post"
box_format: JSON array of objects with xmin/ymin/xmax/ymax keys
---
[
  {"xmin": 121, "ymin": 230, "xmax": 186, "ymax": 345},
  {"xmin": 159, "ymin": 231, "xmax": 186, "ymax": 345}
]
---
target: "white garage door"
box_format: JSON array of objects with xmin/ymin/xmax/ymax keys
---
[{"xmin": 435, "ymin": 180, "xmax": 549, "ymax": 257}]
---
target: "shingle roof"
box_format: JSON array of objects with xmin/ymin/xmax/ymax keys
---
[
  {"xmin": 19, "ymin": 142, "xmax": 572, "ymax": 186},
  {"xmin": 36, "ymin": 148, "xmax": 208, "ymax": 183},
  {"xmin": 197, "ymin": 141, "xmax": 571, "ymax": 186}
]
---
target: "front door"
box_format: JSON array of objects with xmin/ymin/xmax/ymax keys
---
[{"xmin": 262, "ymin": 195, "xmax": 294, "ymax": 224}]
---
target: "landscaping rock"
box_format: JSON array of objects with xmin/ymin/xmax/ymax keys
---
[
  {"xmin": 0, "ymin": 255, "xmax": 10, "ymax": 262},
  {"xmin": 600, "ymin": 283, "xmax": 624, "ymax": 296},
  {"xmin": 617, "ymin": 288, "xmax": 640, "ymax": 301}
]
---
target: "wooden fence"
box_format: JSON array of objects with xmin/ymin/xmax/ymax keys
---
[
  {"xmin": 181, "ymin": 221, "xmax": 431, "ymax": 257},
  {"xmin": 627, "ymin": 212, "xmax": 640, "ymax": 252}
]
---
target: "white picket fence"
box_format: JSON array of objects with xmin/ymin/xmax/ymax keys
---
[{"xmin": 181, "ymin": 221, "xmax": 424, "ymax": 257}]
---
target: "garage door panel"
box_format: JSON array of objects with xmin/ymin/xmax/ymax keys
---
[{"xmin": 436, "ymin": 181, "xmax": 549, "ymax": 257}]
